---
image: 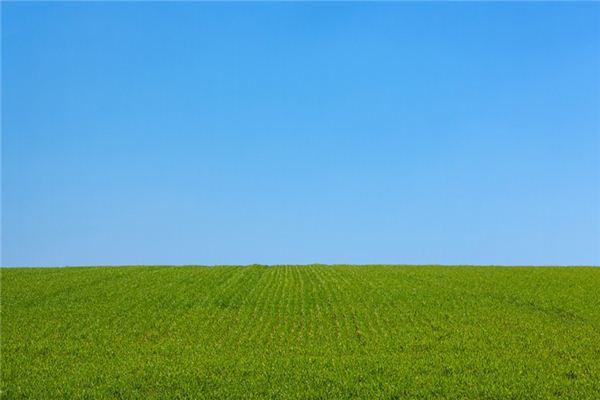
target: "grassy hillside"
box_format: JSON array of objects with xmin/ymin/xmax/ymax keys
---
[{"xmin": 2, "ymin": 265, "xmax": 599, "ymax": 399}]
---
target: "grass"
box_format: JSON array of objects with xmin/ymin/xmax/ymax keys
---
[{"xmin": 1, "ymin": 265, "xmax": 599, "ymax": 399}]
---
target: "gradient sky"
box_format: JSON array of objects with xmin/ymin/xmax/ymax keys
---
[{"xmin": 2, "ymin": 2, "xmax": 599, "ymax": 266}]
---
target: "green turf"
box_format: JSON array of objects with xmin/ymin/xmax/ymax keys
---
[{"xmin": 1, "ymin": 265, "xmax": 599, "ymax": 399}]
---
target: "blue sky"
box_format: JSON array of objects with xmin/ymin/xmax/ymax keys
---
[{"xmin": 2, "ymin": 2, "xmax": 599, "ymax": 266}]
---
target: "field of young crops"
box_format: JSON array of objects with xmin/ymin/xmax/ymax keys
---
[{"xmin": 2, "ymin": 265, "xmax": 599, "ymax": 399}]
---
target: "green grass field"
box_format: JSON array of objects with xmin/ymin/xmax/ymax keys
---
[{"xmin": 2, "ymin": 265, "xmax": 599, "ymax": 399}]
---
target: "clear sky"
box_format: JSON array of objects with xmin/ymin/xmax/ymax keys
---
[{"xmin": 2, "ymin": 2, "xmax": 599, "ymax": 267}]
